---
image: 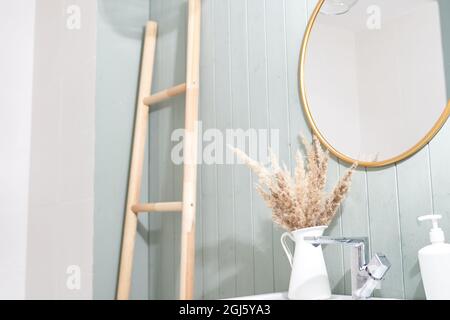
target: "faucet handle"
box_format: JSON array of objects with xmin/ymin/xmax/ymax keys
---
[
  {"xmin": 366, "ymin": 253, "xmax": 391, "ymax": 280},
  {"xmin": 353, "ymin": 253, "xmax": 391, "ymax": 299}
]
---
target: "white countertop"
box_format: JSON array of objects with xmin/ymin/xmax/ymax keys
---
[{"xmin": 227, "ymin": 292, "xmax": 394, "ymax": 300}]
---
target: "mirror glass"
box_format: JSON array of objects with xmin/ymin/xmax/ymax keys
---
[{"xmin": 301, "ymin": 0, "xmax": 450, "ymax": 166}]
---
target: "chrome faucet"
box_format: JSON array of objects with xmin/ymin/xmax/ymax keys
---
[{"xmin": 304, "ymin": 236, "xmax": 391, "ymax": 300}]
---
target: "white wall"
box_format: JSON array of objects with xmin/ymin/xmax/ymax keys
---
[
  {"xmin": 0, "ymin": 0, "xmax": 35, "ymax": 299},
  {"xmin": 356, "ymin": 1, "xmax": 447, "ymax": 160},
  {"xmin": 0, "ymin": 0, "xmax": 96, "ymax": 300},
  {"xmin": 305, "ymin": 22, "xmax": 362, "ymax": 156},
  {"xmin": 26, "ymin": 0, "xmax": 96, "ymax": 299}
]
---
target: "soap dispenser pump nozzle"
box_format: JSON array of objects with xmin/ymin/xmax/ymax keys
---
[{"xmin": 418, "ymin": 215, "xmax": 445, "ymax": 244}]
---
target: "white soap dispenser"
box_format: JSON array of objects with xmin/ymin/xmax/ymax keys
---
[{"xmin": 417, "ymin": 214, "xmax": 450, "ymax": 300}]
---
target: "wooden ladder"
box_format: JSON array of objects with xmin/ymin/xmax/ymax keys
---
[{"xmin": 117, "ymin": 0, "xmax": 201, "ymax": 300}]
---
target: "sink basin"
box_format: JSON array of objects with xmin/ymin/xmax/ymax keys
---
[{"xmin": 227, "ymin": 292, "xmax": 395, "ymax": 300}]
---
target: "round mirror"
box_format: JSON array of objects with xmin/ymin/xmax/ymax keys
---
[{"xmin": 300, "ymin": 0, "xmax": 450, "ymax": 167}]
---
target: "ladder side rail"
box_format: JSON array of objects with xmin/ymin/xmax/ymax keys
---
[
  {"xmin": 117, "ymin": 21, "xmax": 158, "ymax": 300},
  {"xmin": 179, "ymin": 0, "xmax": 201, "ymax": 300}
]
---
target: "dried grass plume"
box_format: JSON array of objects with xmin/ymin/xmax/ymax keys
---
[{"xmin": 231, "ymin": 135, "xmax": 357, "ymax": 231}]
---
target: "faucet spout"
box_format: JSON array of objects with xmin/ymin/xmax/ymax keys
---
[{"xmin": 305, "ymin": 236, "xmax": 368, "ymax": 269}]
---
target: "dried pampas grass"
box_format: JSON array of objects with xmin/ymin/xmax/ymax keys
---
[{"xmin": 231, "ymin": 135, "xmax": 357, "ymax": 231}]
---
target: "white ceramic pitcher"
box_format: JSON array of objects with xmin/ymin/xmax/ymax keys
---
[{"xmin": 281, "ymin": 226, "xmax": 331, "ymax": 300}]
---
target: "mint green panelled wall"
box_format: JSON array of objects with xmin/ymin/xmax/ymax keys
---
[
  {"xmin": 95, "ymin": 0, "xmax": 151, "ymax": 299},
  {"xmin": 145, "ymin": 0, "xmax": 450, "ymax": 300},
  {"xmin": 95, "ymin": 0, "xmax": 450, "ymax": 300}
]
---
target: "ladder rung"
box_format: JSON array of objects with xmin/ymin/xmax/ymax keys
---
[
  {"xmin": 143, "ymin": 83, "xmax": 186, "ymax": 106},
  {"xmin": 132, "ymin": 201, "xmax": 183, "ymax": 213}
]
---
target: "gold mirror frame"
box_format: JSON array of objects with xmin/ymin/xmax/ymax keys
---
[{"xmin": 299, "ymin": 0, "xmax": 450, "ymax": 168}]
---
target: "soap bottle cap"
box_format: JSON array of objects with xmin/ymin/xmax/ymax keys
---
[{"xmin": 418, "ymin": 215, "xmax": 445, "ymax": 244}]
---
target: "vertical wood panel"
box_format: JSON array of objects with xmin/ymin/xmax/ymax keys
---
[
  {"xmin": 322, "ymin": 158, "xmax": 345, "ymax": 294},
  {"xmin": 396, "ymin": 148, "xmax": 432, "ymax": 299},
  {"xmin": 264, "ymin": 0, "xmax": 292, "ymax": 292},
  {"xmin": 229, "ymin": 0, "xmax": 255, "ymax": 297},
  {"xmin": 429, "ymin": 125, "xmax": 450, "ymax": 235},
  {"xmin": 213, "ymin": 0, "xmax": 236, "ymax": 299},
  {"xmin": 246, "ymin": 0, "xmax": 274, "ymax": 295},
  {"xmin": 366, "ymin": 167, "xmax": 405, "ymax": 299},
  {"xmin": 160, "ymin": 1, "xmax": 177, "ymax": 299},
  {"xmin": 200, "ymin": 0, "xmax": 220, "ymax": 300},
  {"xmin": 340, "ymin": 166, "xmax": 370, "ymax": 295},
  {"xmin": 195, "ymin": 157, "xmax": 204, "ymax": 299}
]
